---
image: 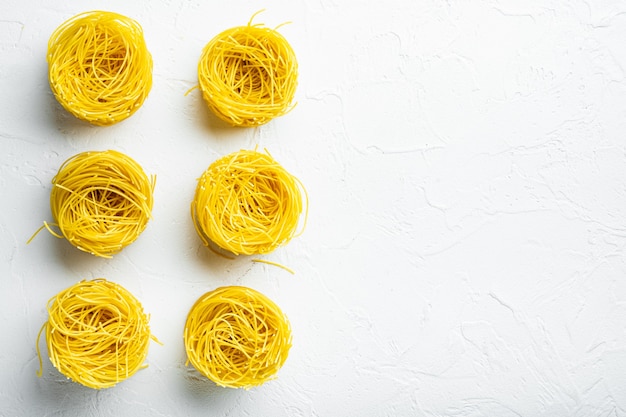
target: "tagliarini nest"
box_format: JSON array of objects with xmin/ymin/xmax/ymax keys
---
[
  {"xmin": 35, "ymin": 150, "xmax": 155, "ymax": 258},
  {"xmin": 37, "ymin": 279, "xmax": 157, "ymax": 389},
  {"xmin": 47, "ymin": 10, "xmax": 153, "ymax": 125},
  {"xmin": 184, "ymin": 286, "xmax": 292, "ymax": 388},
  {"xmin": 197, "ymin": 13, "xmax": 298, "ymax": 126},
  {"xmin": 191, "ymin": 149, "xmax": 307, "ymax": 256}
]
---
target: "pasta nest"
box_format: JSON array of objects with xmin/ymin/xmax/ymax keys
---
[
  {"xmin": 197, "ymin": 16, "xmax": 298, "ymax": 126},
  {"xmin": 47, "ymin": 150, "xmax": 155, "ymax": 258},
  {"xmin": 191, "ymin": 149, "xmax": 306, "ymax": 256},
  {"xmin": 38, "ymin": 279, "xmax": 154, "ymax": 389},
  {"xmin": 47, "ymin": 11, "xmax": 153, "ymax": 126},
  {"xmin": 184, "ymin": 286, "xmax": 292, "ymax": 388}
]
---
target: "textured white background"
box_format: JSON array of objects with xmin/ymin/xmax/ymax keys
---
[{"xmin": 1, "ymin": 0, "xmax": 626, "ymax": 416}]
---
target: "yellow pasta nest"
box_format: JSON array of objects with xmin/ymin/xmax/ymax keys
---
[
  {"xmin": 184, "ymin": 286, "xmax": 292, "ymax": 388},
  {"xmin": 47, "ymin": 11, "xmax": 153, "ymax": 125},
  {"xmin": 197, "ymin": 14, "xmax": 298, "ymax": 126},
  {"xmin": 191, "ymin": 149, "xmax": 306, "ymax": 256},
  {"xmin": 37, "ymin": 279, "xmax": 155, "ymax": 389},
  {"xmin": 44, "ymin": 150, "xmax": 155, "ymax": 258}
]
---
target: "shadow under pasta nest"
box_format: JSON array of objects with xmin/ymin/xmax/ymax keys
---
[
  {"xmin": 50, "ymin": 237, "xmax": 110, "ymax": 273},
  {"xmin": 35, "ymin": 365, "xmax": 109, "ymax": 407},
  {"xmin": 193, "ymin": 239, "xmax": 255, "ymax": 282},
  {"xmin": 44, "ymin": 87, "xmax": 99, "ymax": 137},
  {"xmin": 187, "ymin": 87, "xmax": 251, "ymax": 142},
  {"xmin": 179, "ymin": 363, "xmax": 251, "ymax": 404}
]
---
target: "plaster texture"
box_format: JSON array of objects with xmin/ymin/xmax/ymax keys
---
[{"xmin": 1, "ymin": 0, "xmax": 626, "ymax": 416}]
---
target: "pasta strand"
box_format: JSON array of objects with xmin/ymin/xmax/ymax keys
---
[
  {"xmin": 197, "ymin": 14, "xmax": 298, "ymax": 126},
  {"xmin": 47, "ymin": 11, "xmax": 152, "ymax": 125},
  {"xmin": 191, "ymin": 149, "xmax": 307, "ymax": 256},
  {"xmin": 37, "ymin": 279, "xmax": 157, "ymax": 389},
  {"xmin": 184, "ymin": 286, "xmax": 292, "ymax": 388},
  {"xmin": 40, "ymin": 150, "xmax": 155, "ymax": 258}
]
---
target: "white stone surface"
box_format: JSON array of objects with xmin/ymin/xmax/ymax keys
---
[{"xmin": 1, "ymin": 0, "xmax": 626, "ymax": 416}]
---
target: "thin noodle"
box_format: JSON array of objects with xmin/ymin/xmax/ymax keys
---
[
  {"xmin": 191, "ymin": 149, "xmax": 307, "ymax": 256},
  {"xmin": 47, "ymin": 11, "xmax": 152, "ymax": 125},
  {"xmin": 184, "ymin": 286, "xmax": 292, "ymax": 388},
  {"xmin": 197, "ymin": 13, "xmax": 298, "ymax": 126},
  {"xmin": 36, "ymin": 279, "xmax": 157, "ymax": 389},
  {"xmin": 37, "ymin": 150, "xmax": 155, "ymax": 258}
]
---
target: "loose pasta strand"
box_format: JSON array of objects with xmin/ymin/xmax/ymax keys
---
[
  {"xmin": 184, "ymin": 286, "xmax": 292, "ymax": 389},
  {"xmin": 197, "ymin": 14, "xmax": 298, "ymax": 126},
  {"xmin": 36, "ymin": 279, "xmax": 156, "ymax": 389},
  {"xmin": 252, "ymin": 258, "xmax": 295, "ymax": 275},
  {"xmin": 191, "ymin": 149, "xmax": 307, "ymax": 256},
  {"xmin": 47, "ymin": 10, "xmax": 153, "ymax": 125}
]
